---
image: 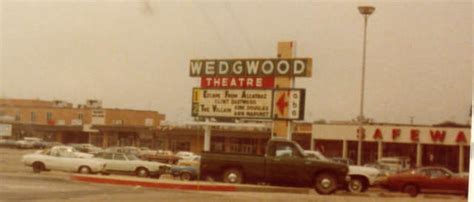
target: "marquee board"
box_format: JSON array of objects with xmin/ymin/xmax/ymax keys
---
[{"xmin": 191, "ymin": 88, "xmax": 305, "ymax": 120}]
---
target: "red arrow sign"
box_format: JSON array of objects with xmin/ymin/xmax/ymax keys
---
[{"xmin": 276, "ymin": 92, "xmax": 288, "ymax": 115}]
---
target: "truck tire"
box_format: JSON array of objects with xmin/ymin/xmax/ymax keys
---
[
  {"xmin": 347, "ymin": 177, "xmax": 366, "ymax": 193},
  {"xmin": 314, "ymin": 173, "xmax": 337, "ymax": 195},
  {"xmin": 222, "ymin": 168, "xmax": 243, "ymax": 184}
]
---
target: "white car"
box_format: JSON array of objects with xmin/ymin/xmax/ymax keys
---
[
  {"xmin": 304, "ymin": 151, "xmax": 381, "ymax": 193},
  {"xmin": 95, "ymin": 152, "xmax": 171, "ymax": 178},
  {"xmin": 22, "ymin": 146, "xmax": 106, "ymax": 174},
  {"xmin": 175, "ymin": 151, "xmax": 195, "ymax": 161}
]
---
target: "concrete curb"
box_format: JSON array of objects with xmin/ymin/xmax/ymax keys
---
[{"xmin": 70, "ymin": 174, "xmax": 308, "ymax": 194}]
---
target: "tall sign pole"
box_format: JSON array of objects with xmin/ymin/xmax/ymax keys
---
[{"xmin": 273, "ymin": 42, "xmax": 293, "ymax": 139}]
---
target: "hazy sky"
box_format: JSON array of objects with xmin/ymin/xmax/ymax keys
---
[{"xmin": 1, "ymin": 0, "xmax": 472, "ymax": 125}]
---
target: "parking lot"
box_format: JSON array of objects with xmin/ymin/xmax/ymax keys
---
[{"xmin": 0, "ymin": 148, "xmax": 468, "ymax": 202}]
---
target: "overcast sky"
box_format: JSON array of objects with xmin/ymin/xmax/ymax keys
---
[{"xmin": 1, "ymin": 0, "xmax": 472, "ymax": 125}]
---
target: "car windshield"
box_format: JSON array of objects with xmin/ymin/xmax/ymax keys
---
[{"xmin": 126, "ymin": 154, "xmax": 139, "ymax": 160}]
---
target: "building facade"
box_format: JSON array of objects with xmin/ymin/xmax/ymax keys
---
[
  {"xmin": 0, "ymin": 98, "xmax": 165, "ymax": 147},
  {"xmin": 312, "ymin": 123, "xmax": 470, "ymax": 173}
]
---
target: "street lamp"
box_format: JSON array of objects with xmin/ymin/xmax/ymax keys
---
[{"xmin": 356, "ymin": 5, "xmax": 375, "ymax": 165}]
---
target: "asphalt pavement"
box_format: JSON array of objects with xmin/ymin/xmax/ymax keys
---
[{"xmin": 0, "ymin": 148, "xmax": 468, "ymax": 202}]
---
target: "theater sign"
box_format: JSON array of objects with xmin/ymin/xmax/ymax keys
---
[
  {"xmin": 191, "ymin": 88, "xmax": 305, "ymax": 120},
  {"xmin": 190, "ymin": 58, "xmax": 312, "ymax": 77}
]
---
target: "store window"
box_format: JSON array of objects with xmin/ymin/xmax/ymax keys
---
[
  {"xmin": 46, "ymin": 112, "xmax": 52, "ymax": 121},
  {"xmin": 211, "ymin": 136, "xmax": 225, "ymax": 152},
  {"xmin": 78, "ymin": 113, "xmax": 83, "ymax": 120},
  {"xmin": 15, "ymin": 111, "xmax": 21, "ymax": 121},
  {"xmin": 31, "ymin": 112, "xmax": 36, "ymax": 122},
  {"xmin": 464, "ymin": 146, "xmax": 470, "ymax": 172},
  {"xmin": 229, "ymin": 138, "xmax": 256, "ymax": 154},
  {"xmin": 314, "ymin": 139, "xmax": 343, "ymax": 158},
  {"xmin": 423, "ymin": 144, "xmax": 459, "ymax": 172}
]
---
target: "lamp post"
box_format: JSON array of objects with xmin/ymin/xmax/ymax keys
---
[{"xmin": 357, "ymin": 6, "xmax": 375, "ymax": 166}]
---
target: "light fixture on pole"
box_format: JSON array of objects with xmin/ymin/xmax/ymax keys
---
[{"xmin": 356, "ymin": 5, "xmax": 375, "ymax": 166}]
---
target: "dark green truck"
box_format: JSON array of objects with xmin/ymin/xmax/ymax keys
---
[{"xmin": 200, "ymin": 138, "xmax": 349, "ymax": 194}]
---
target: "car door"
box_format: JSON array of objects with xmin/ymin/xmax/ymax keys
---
[
  {"xmin": 424, "ymin": 168, "xmax": 457, "ymax": 192},
  {"xmin": 110, "ymin": 153, "xmax": 134, "ymax": 174},
  {"xmin": 265, "ymin": 142, "xmax": 306, "ymax": 185}
]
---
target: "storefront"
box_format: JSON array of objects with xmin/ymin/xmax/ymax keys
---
[{"xmin": 313, "ymin": 123, "xmax": 470, "ymax": 172}]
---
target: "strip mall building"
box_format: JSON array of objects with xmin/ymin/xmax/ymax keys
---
[
  {"xmin": 1, "ymin": 98, "xmax": 469, "ymax": 173},
  {"xmin": 156, "ymin": 122, "xmax": 470, "ymax": 173}
]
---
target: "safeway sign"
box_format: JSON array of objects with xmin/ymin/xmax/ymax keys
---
[{"xmin": 192, "ymin": 88, "xmax": 305, "ymax": 120}]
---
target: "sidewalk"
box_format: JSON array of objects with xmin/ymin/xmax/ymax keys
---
[{"xmin": 70, "ymin": 174, "xmax": 310, "ymax": 194}]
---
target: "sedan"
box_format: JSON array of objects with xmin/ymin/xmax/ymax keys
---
[
  {"xmin": 22, "ymin": 147, "xmax": 106, "ymax": 174},
  {"xmin": 95, "ymin": 152, "xmax": 171, "ymax": 179},
  {"xmin": 379, "ymin": 166, "xmax": 468, "ymax": 197}
]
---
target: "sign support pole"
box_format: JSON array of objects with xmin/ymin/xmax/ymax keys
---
[
  {"xmin": 203, "ymin": 119, "xmax": 211, "ymax": 151},
  {"xmin": 273, "ymin": 42, "xmax": 294, "ymax": 140}
]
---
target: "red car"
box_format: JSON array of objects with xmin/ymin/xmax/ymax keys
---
[{"xmin": 380, "ymin": 166, "xmax": 468, "ymax": 197}]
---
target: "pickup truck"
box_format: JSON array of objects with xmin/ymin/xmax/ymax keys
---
[{"xmin": 200, "ymin": 138, "xmax": 349, "ymax": 194}]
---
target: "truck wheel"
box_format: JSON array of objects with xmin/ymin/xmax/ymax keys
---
[
  {"xmin": 32, "ymin": 162, "xmax": 45, "ymax": 173},
  {"xmin": 347, "ymin": 177, "xmax": 366, "ymax": 193},
  {"xmin": 403, "ymin": 184, "xmax": 419, "ymax": 197},
  {"xmin": 223, "ymin": 168, "xmax": 243, "ymax": 184},
  {"xmin": 314, "ymin": 173, "xmax": 337, "ymax": 195}
]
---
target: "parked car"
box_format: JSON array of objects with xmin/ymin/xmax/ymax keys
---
[
  {"xmin": 21, "ymin": 146, "xmax": 106, "ymax": 174},
  {"xmin": 16, "ymin": 137, "xmax": 43, "ymax": 149},
  {"xmin": 364, "ymin": 162, "xmax": 398, "ymax": 177},
  {"xmin": 141, "ymin": 150, "xmax": 181, "ymax": 164},
  {"xmin": 306, "ymin": 152, "xmax": 381, "ymax": 193},
  {"xmin": 94, "ymin": 152, "xmax": 171, "ymax": 178},
  {"xmin": 105, "ymin": 146, "xmax": 141, "ymax": 156},
  {"xmin": 378, "ymin": 156, "xmax": 411, "ymax": 172},
  {"xmin": 51, "ymin": 146, "xmax": 94, "ymax": 158},
  {"xmin": 200, "ymin": 138, "xmax": 349, "ymax": 195},
  {"xmin": 70, "ymin": 144, "xmax": 103, "ymax": 154},
  {"xmin": 176, "ymin": 155, "xmax": 200, "ymax": 167},
  {"xmin": 175, "ymin": 151, "xmax": 195, "ymax": 161},
  {"xmin": 331, "ymin": 157, "xmax": 355, "ymax": 165},
  {"xmin": 0, "ymin": 139, "xmax": 19, "ymax": 148},
  {"xmin": 136, "ymin": 147, "xmax": 154, "ymax": 155},
  {"xmin": 171, "ymin": 165, "xmax": 198, "ymax": 181},
  {"xmin": 379, "ymin": 166, "xmax": 468, "ymax": 197}
]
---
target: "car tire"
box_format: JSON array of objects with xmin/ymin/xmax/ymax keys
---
[
  {"xmin": 347, "ymin": 177, "xmax": 366, "ymax": 193},
  {"xmin": 180, "ymin": 172, "xmax": 193, "ymax": 181},
  {"xmin": 78, "ymin": 166, "xmax": 92, "ymax": 174},
  {"xmin": 222, "ymin": 168, "xmax": 243, "ymax": 184},
  {"xmin": 136, "ymin": 167, "xmax": 149, "ymax": 177},
  {"xmin": 403, "ymin": 184, "xmax": 419, "ymax": 197},
  {"xmin": 151, "ymin": 174, "xmax": 161, "ymax": 179},
  {"xmin": 32, "ymin": 162, "xmax": 45, "ymax": 173},
  {"xmin": 314, "ymin": 173, "xmax": 337, "ymax": 195}
]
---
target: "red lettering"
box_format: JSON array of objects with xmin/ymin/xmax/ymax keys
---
[
  {"xmin": 410, "ymin": 129, "xmax": 420, "ymax": 142},
  {"xmin": 456, "ymin": 131, "xmax": 467, "ymax": 143},
  {"xmin": 373, "ymin": 128, "xmax": 383, "ymax": 140},
  {"xmin": 430, "ymin": 130, "xmax": 446, "ymax": 142},
  {"xmin": 356, "ymin": 127, "xmax": 366, "ymax": 140},
  {"xmin": 392, "ymin": 129, "xmax": 401, "ymax": 140},
  {"xmin": 201, "ymin": 77, "xmax": 275, "ymax": 89}
]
